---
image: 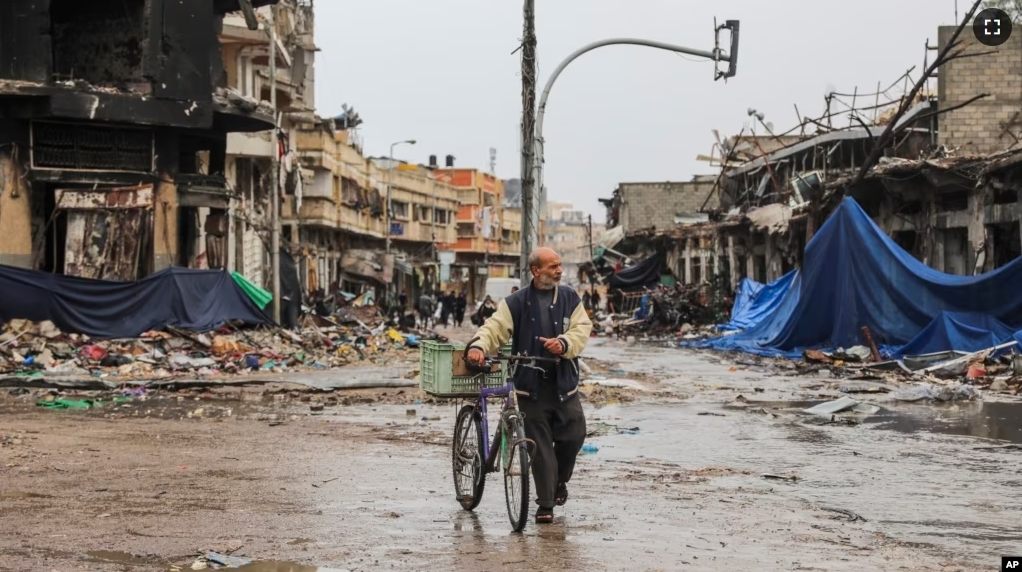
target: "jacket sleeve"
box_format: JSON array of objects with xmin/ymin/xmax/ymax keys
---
[
  {"xmin": 558, "ymin": 300, "xmax": 593, "ymax": 359},
  {"xmin": 466, "ymin": 299, "xmax": 513, "ymax": 355}
]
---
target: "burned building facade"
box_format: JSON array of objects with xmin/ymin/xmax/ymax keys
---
[
  {"xmin": 0, "ymin": 0, "xmax": 277, "ymax": 280},
  {"xmin": 603, "ymin": 22, "xmax": 1022, "ymax": 296}
]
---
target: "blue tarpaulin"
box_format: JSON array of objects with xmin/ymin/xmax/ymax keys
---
[
  {"xmin": 722, "ymin": 271, "xmax": 798, "ymax": 331},
  {"xmin": 691, "ymin": 197, "xmax": 1022, "ymax": 358},
  {"xmin": 0, "ymin": 265, "xmax": 273, "ymax": 339}
]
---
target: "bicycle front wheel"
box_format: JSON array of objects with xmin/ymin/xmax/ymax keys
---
[
  {"xmin": 502, "ymin": 412, "xmax": 531, "ymax": 532},
  {"xmin": 452, "ymin": 404, "xmax": 485, "ymax": 511}
]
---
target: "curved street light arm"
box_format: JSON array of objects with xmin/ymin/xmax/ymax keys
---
[{"xmin": 527, "ymin": 37, "xmax": 735, "ymax": 255}]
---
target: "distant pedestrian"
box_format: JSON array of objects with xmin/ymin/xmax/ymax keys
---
[
  {"xmin": 440, "ymin": 292, "xmax": 453, "ymax": 327},
  {"xmin": 418, "ymin": 292, "xmax": 436, "ymax": 329},
  {"xmin": 454, "ymin": 292, "xmax": 467, "ymax": 327}
]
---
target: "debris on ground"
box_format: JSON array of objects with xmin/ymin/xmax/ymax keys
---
[
  {"xmin": 803, "ymin": 397, "xmax": 880, "ymax": 418},
  {"xmin": 589, "ymin": 282, "xmax": 729, "ymax": 341},
  {"xmin": 891, "ymin": 382, "xmax": 982, "ymax": 402},
  {"xmin": 0, "ymin": 316, "xmax": 447, "ymax": 384}
]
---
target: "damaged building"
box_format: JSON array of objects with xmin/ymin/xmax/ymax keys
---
[
  {"xmin": 601, "ymin": 22, "xmax": 1022, "ymax": 296},
  {"xmin": 0, "ymin": 0, "xmax": 279, "ymax": 280}
]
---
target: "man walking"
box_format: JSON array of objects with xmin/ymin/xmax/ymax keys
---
[
  {"xmin": 418, "ymin": 291, "xmax": 435, "ymax": 330},
  {"xmin": 454, "ymin": 292, "xmax": 468, "ymax": 327},
  {"xmin": 466, "ymin": 247, "xmax": 593, "ymax": 524}
]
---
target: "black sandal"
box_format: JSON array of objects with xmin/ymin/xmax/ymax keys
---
[
  {"xmin": 535, "ymin": 507, "xmax": 554, "ymax": 524},
  {"xmin": 555, "ymin": 483, "xmax": 568, "ymax": 506}
]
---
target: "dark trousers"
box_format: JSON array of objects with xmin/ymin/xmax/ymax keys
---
[{"xmin": 518, "ymin": 376, "xmax": 587, "ymax": 509}]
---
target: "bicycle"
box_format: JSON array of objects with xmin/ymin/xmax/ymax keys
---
[{"xmin": 451, "ymin": 353, "xmax": 560, "ymax": 532}]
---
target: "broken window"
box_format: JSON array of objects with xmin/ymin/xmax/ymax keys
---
[
  {"xmin": 50, "ymin": 0, "xmax": 146, "ymax": 88},
  {"xmin": 691, "ymin": 257, "xmax": 702, "ymax": 284},
  {"xmin": 391, "ymin": 200, "xmax": 409, "ymax": 220},
  {"xmin": 938, "ymin": 191, "xmax": 968, "ymax": 212},
  {"xmin": 415, "ymin": 205, "xmax": 431, "ymax": 222},
  {"xmin": 341, "ymin": 178, "xmax": 359, "ymax": 205},
  {"xmin": 943, "ymin": 228, "xmax": 968, "ymax": 276},
  {"xmin": 32, "ymin": 122, "xmax": 154, "ymax": 172},
  {"xmin": 457, "ymin": 222, "xmax": 475, "ymax": 237},
  {"xmin": 990, "ymin": 222, "xmax": 1022, "ymax": 269},
  {"xmin": 993, "ymin": 188, "xmax": 1018, "ymax": 205},
  {"xmin": 754, "ymin": 255, "xmax": 767, "ymax": 284},
  {"xmin": 893, "ymin": 230, "xmax": 920, "ymax": 259}
]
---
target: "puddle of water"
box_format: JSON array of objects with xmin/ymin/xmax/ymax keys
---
[
  {"xmin": 748, "ymin": 399, "xmax": 1022, "ymax": 444},
  {"xmin": 585, "ymin": 401, "xmax": 1022, "ymax": 565},
  {"xmin": 0, "ymin": 491, "xmax": 53, "ymax": 500},
  {"xmin": 865, "ymin": 401, "xmax": 1022, "ymax": 444}
]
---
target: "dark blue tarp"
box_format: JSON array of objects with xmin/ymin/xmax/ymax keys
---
[
  {"xmin": 722, "ymin": 271, "xmax": 798, "ymax": 331},
  {"xmin": 0, "ymin": 265, "xmax": 273, "ymax": 339},
  {"xmin": 892, "ymin": 311, "xmax": 1016, "ymax": 357},
  {"xmin": 608, "ymin": 256, "xmax": 661, "ymax": 290},
  {"xmin": 690, "ymin": 197, "xmax": 1022, "ymax": 357}
]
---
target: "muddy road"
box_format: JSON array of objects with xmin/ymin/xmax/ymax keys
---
[{"xmin": 1, "ymin": 339, "xmax": 1019, "ymax": 571}]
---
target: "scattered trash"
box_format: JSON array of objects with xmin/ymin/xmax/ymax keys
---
[
  {"xmin": 762, "ymin": 473, "xmax": 799, "ymax": 482},
  {"xmin": 891, "ymin": 383, "xmax": 982, "ymax": 402},
  {"xmin": 204, "ymin": 552, "xmax": 253, "ymax": 568},
  {"xmin": 803, "ymin": 397, "xmax": 879, "ymax": 418},
  {"xmin": 831, "ymin": 346, "xmax": 872, "ymax": 363},
  {"xmin": 0, "ymin": 310, "xmax": 444, "ymax": 384},
  {"xmin": 581, "ymin": 444, "xmax": 599, "ymax": 454}
]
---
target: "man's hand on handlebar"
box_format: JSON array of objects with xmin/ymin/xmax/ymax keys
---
[
  {"xmin": 538, "ymin": 337, "xmax": 565, "ymax": 356},
  {"xmin": 466, "ymin": 347, "xmax": 485, "ymax": 366}
]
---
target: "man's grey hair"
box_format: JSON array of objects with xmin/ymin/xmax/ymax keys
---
[{"xmin": 528, "ymin": 250, "xmax": 543, "ymax": 270}]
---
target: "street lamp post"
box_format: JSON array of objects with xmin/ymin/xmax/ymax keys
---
[
  {"xmin": 384, "ymin": 139, "xmax": 416, "ymax": 308},
  {"xmin": 385, "ymin": 139, "xmax": 417, "ymax": 255},
  {"xmin": 520, "ymin": 23, "xmax": 740, "ymax": 287}
]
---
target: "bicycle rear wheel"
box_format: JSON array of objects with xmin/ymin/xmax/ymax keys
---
[
  {"xmin": 452, "ymin": 404, "xmax": 485, "ymax": 511},
  {"xmin": 502, "ymin": 412, "xmax": 531, "ymax": 532}
]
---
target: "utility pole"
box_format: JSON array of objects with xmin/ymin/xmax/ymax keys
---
[
  {"xmin": 587, "ymin": 214, "xmax": 595, "ymax": 297},
  {"xmin": 269, "ymin": 6, "xmax": 281, "ymax": 324},
  {"xmin": 518, "ymin": 0, "xmax": 537, "ymax": 288},
  {"xmin": 430, "ymin": 172, "xmax": 438, "ymax": 291}
]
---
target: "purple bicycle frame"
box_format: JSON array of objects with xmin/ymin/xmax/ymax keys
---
[{"xmin": 475, "ymin": 380, "xmax": 517, "ymax": 467}]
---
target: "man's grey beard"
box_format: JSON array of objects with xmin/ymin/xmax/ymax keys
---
[{"xmin": 534, "ymin": 275, "xmax": 558, "ymax": 290}]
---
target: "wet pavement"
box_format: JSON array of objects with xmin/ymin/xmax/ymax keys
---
[{"xmin": 1, "ymin": 338, "xmax": 1019, "ymax": 570}]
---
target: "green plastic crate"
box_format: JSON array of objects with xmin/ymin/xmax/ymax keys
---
[{"xmin": 419, "ymin": 340, "xmax": 507, "ymax": 398}]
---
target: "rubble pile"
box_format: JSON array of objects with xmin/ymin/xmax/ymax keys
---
[
  {"xmin": 591, "ymin": 283, "xmax": 728, "ymax": 340},
  {"xmin": 0, "ymin": 313, "xmax": 446, "ymax": 383},
  {"xmin": 798, "ymin": 343, "xmax": 1022, "ymax": 398}
]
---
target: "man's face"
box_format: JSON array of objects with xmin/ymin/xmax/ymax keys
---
[{"xmin": 532, "ymin": 254, "xmax": 563, "ymax": 289}]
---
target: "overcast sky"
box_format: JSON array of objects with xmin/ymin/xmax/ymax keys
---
[{"xmin": 315, "ymin": 0, "xmax": 964, "ymax": 223}]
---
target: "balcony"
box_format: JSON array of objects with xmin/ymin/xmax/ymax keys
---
[
  {"xmin": 296, "ymin": 197, "xmax": 337, "ymax": 228},
  {"xmin": 338, "ymin": 205, "xmax": 385, "ymax": 238},
  {"xmin": 388, "ymin": 222, "xmax": 459, "ymax": 244},
  {"xmin": 296, "ymin": 131, "xmax": 339, "ymax": 171}
]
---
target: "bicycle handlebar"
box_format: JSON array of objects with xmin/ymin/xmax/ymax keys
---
[{"xmin": 462, "ymin": 353, "xmax": 561, "ymax": 374}]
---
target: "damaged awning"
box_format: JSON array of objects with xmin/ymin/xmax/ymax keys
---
[{"xmin": 340, "ymin": 249, "xmax": 394, "ymax": 285}]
